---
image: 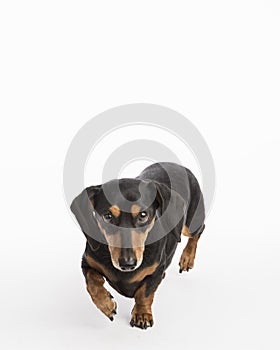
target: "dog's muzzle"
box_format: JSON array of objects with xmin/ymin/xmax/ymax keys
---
[{"xmin": 118, "ymin": 249, "xmax": 137, "ymax": 271}]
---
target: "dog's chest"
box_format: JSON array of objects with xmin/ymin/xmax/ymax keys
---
[{"xmin": 105, "ymin": 261, "xmax": 160, "ymax": 298}]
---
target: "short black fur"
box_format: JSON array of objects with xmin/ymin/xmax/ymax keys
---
[{"xmin": 71, "ymin": 162, "xmax": 205, "ymax": 321}]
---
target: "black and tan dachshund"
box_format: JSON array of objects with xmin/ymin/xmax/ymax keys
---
[{"xmin": 71, "ymin": 162, "xmax": 205, "ymax": 329}]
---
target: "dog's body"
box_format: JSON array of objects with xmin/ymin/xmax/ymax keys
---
[{"xmin": 71, "ymin": 162, "xmax": 205, "ymax": 329}]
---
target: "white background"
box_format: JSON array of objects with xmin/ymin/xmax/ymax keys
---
[{"xmin": 1, "ymin": 1, "xmax": 280, "ymax": 349}]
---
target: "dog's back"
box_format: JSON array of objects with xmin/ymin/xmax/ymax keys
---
[{"xmin": 137, "ymin": 162, "xmax": 205, "ymax": 236}]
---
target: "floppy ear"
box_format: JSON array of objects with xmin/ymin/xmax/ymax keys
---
[
  {"xmin": 154, "ymin": 182, "xmax": 187, "ymax": 242},
  {"xmin": 70, "ymin": 186, "xmax": 101, "ymax": 238}
]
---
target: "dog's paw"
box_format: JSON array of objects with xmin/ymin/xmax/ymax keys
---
[
  {"xmin": 93, "ymin": 290, "xmax": 117, "ymax": 321},
  {"xmin": 130, "ymin": 307, "xmax": 154, "ymax": 329},
  {"xmin": 179, "ymin": 251, "xmax": 195, "ymax": 273}
]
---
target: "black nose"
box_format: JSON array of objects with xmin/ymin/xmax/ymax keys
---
[{"xmin": 118, "ymin": 256, "xmax": 137, "ymax": 271}]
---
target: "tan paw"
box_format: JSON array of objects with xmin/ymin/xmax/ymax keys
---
[
  {"xmin": 90, "ymin": 288, "xmax": 117, "ymax": 321},
  {"xmin": 130, "ymin": 307, "xmax": 154, "ymax": 329},
  {"xmin": 179, "ymin": 251, "xmax": 195, "ymax": 273}
]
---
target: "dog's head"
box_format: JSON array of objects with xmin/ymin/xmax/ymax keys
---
[{"xmin": 71, "ymin": 178, "xmax": 186, "ymax": 272}]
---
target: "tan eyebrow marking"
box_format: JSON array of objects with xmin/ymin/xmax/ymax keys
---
[
  {"xmin": 130, "ymin": 204, "xmax": 141, "ymax": 218},
  {"xmin": 109, "ymin": 205, "xmax": 121, "ymax": 218}
]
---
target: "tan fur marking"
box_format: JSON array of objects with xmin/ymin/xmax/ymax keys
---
[
  {"xmin": 97, "ymin": 221, "xmax": 121, "ymax": 246},
  {"xmin": 108, "ymin": 246, "xmax": 122, "ymax": 269},
  {"xmin": 181, "ymin": 225, "xmax": 192, "ymax": 238},
  {"xmin": 133, "ymin": 284, "xmax": 154, "ymax": 314},
  {"xmin": 131, "ymin": 230, "xmax": 148, "ymax": 266},
  {"xmin": 131, "ymin": 231, "xmax": 148, "ymax": 248},
  {"xmin": 131, "ymin": 204, "xmax": 141, "ymax": 218},
  {"xmin": 96, "ymin": 222, "xmax": 122, "ymax": 269},
  {"xmin": 129, "ymin": 262, "xmax": 159, "ymax": 283},
  {"xmin": 109, "ymin": 205, "xmax": 121, "ymax": 218},
  {"xmin": 133, "ymin": 246, "xmax": 145, "ymax": 265},
  {"xmin": 85, "ymin": 255, "xmax": 113, "ymax": 280},
  {"xmin": 131, "ymin": 217, "xmax": 155, "ymax": 247},
  {"xmin": 131, "ymin": 217, "xmax": 156, "ymax": 264}
]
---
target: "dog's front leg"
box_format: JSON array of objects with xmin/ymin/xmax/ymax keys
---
[
  {"xmin": 130, "ymin": 284, "xmax": 154, "ymax": 329},
  {"xmin": 84, "ymin": 267, "xmax": 117, "ymax": 321},
  {"xmin": 130, "ymin": 273, "xmax": 164, "ymax": 329}
]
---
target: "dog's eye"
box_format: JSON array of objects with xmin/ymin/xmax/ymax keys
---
[
  {"xmin": 137, "ymin": 211, "xmax": 148, "ymax": 223},
  {"xmin": 103, "ymin": 212, "xmax": 113, "ymax": 222}
]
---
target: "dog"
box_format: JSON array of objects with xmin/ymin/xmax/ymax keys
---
[{"xmin": 71, "ymin": 162, "xmax": 205, "ymax": 329}]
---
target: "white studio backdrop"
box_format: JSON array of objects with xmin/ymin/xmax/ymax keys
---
[{"xmin": 0, "ymin": 1, "xmax": 280, "ymax": 350}]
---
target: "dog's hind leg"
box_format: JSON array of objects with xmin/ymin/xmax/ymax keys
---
[{"xmin": 179, "ymin": 225, "xmax": 204, "ymax": 273}]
